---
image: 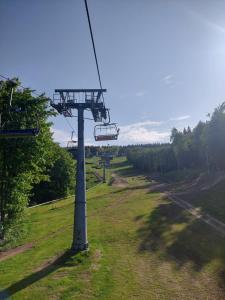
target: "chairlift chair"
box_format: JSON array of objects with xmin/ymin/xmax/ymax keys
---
[
  {"xmin": 94, "ymin": 123, "xmax": 119, "ymax": 141},
  {"xmin": 0, "ymin": 88, "xmax": 40, "ymax": 139},
  {"xmin": 67, "ymin": 131, "xmax": 77, "ymax": 149},
  {"xmin": 67, "ymin": 140, "xmax": 77, "ymax": 148},
  {"xmin": 0, "ymin": 128, "xmax": 40, "ymax": 138}
]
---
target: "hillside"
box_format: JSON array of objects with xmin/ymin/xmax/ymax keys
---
[{"xmin": 0, "ymin": 157, "xmax": 224, "ymax": 299}]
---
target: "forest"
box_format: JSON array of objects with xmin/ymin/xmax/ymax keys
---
[{"xmin": 127, "ymin": 102, "xmax": 225, "ymax": 175}]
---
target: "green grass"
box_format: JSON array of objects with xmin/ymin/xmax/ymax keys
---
[
  {"xmin": 86, "ymin": 157, "xmax": 102, "ymax": 189},
  {"xmin": 0, "ymin": 157, "xmax": 225, "ymax": 299}
]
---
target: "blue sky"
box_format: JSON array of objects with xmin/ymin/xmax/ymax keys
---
[{"xmin": 1, "ymin": 0, "xmax": 225, "ymax": 145}]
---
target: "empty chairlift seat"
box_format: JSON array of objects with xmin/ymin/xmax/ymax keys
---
[
  {"xmin": 94, "ymin": 123, "xmax": 119, "ymax": 141},
  {"xmin": 65, "ymin": 131, "xmax": 77, "ymax": 156}
]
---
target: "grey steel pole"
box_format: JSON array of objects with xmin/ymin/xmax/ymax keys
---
[{"xmin": 72, "ymin": 107, "xmax": 88, "ymax": 252}]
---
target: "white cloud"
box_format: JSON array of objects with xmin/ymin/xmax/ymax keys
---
[
  {"xmin": 51, "ymin": 127, "xmax": 71, "ymax": 146},
  {"xmin": 170, "ymin": 115, "xmax": 190, "ymax": 121},
  {"xmin": 122, "ymin": 120, "xmax": 163, "ymax": 131},
  {"xmin": 119, "ymin": 120, "xmax": 169, "ymax": 144},
  {"xmin": 120, "ymin": 128, "xmax": 169, "ymax": 144},
  {"xmin": 85, "ymin": 138, "xmax": 95, "ymax": 146}
]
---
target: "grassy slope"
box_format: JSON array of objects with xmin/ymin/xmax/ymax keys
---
[
  {"xmin": 159, "ymin": 168, "xmax": 225, "ymax": 222},
  {"xmin": 86, "ymin": 157, "xmax": 102, "ymax": 189},
  {"xmin": 0, "ymin": 157, "xmax": 224, "ymax": 299},
  {"xmin": 181, "ymin": 181, "xmax": 225, "ymax": 222},
  {"xmin": 0, "ymin": 157, "xmax": 102, "ymax": 251}
]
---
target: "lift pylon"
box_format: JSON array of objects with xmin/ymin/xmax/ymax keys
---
[
  {"xmin": 51, "ymin": 89, "xmax": 107, "ymax": 252},
  {"xmin": 99, "ymin": 153, "xmax": 114, "ymax": 183}
]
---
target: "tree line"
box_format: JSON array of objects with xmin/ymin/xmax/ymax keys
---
[
  {"xmin": 68, "ymin": 145, "xmax": 128, "ymax": 159},
  {"xmin": 127, "ymin": 103, "xmax": 225, "ymax": 174}
]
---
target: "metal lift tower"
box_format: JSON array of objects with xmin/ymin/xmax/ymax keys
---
[
  {"xmin": 99, "ymin": 153, "xmax": 114, "ymax": 183},
  {"xmin": 51, "ymin": 89, "xmax": 107, "ymax": 252}
]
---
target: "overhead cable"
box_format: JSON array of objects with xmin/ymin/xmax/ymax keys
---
[{"xmin": 84, "ymin": 0, "xmax": 105, "ymax": 103}]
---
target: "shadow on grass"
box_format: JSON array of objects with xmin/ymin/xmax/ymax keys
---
[
  {"xmin": 115, "ymin": 166, "xmax": 146, "ymax": 179},
  {"xmin": 111, "ymin": 160, "xmax": 144, "ymax": 178},
  {"xmin": 111, "ymin": 183, "xmax": 151, "ymax": 194},
  {"xmin": 138, "ymin": 201, "xmax": 225, "ymax": 288},
  {"xmin": 111, "ymin": 160, "xmax": 130, "ymax": 169},
  {"xmin": 0, "ymin": 249, "xmax": 85, "ymax": 299},
  {"xmin": 116, "ymin": 168, "xmax": 140, "ymax": 177}
]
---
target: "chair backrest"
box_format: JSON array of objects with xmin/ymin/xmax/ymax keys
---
[{"xmin": 94, "ymin": 123, "xmax": 119, "ymax": 141}]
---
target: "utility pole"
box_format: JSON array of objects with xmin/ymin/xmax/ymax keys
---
[{"xmin": 51, "ymin": 89, "xmax": 107, "ymax": 253}]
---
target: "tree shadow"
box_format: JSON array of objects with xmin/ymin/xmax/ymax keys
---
[
  {"xmin": 111, "ymin": 160, "xmax": 129, "ymax": 169},
  {"xmin": 137, "ymin": 201, "xmax": 225, "ymax": 288},
  {"xmin": 115, "ymin": 166, "xmax": 145, "ymax": 178},
  {"xmin": 0, "ymin": 249, "xmax": 85, "ymax": 299},
  {"xmin": 111, "ymin": 183, "xmax": 151, "ymax": 194}
]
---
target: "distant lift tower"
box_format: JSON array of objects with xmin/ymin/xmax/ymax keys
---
[
  {"xmin": 99, "ymin": 153, "xmax": 114, "ymax": 183},
  {"xmin": 51, "ymin": 89, "xmax": 107, "ymax": 252}
]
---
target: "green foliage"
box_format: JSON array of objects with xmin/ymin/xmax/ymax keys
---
[
  {"xmin": 127, "ymin": 145, "xmax": 177, "ymax": 174},
  {"xmin": 0, "ymin": 79, "xmax": 56, "ymax": 240},
  {"xmin": 31, "ymin": 144, "xmax": 75, "ymax": 204},
  {"xmin": 127, "ymin": 102, "xmax": 225, "ymax": 174},
  {"xmin": 205, "ymin": 103, "xmax": 225, "ymax": 170}
]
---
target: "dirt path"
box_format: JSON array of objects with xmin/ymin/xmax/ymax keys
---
[
  {"xmin": 109, "ymin": 173, "xmax": 128, "ymax": 188},
  {"xmin": 0, "ymin": 243, "xmax": 33, "ymax": 262},
  {"xmin": 0, "ymin": 224, "xmax": 73, "ymax": 263}
]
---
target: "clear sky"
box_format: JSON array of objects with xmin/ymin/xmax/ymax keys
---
[{"xmin": 1, "ymin": 0, "xmax": 225, "ymax": 146}]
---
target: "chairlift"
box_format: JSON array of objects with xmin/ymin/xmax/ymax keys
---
[
  {"xmin": 94, "ymin": 123, "xmax": 119, "ymax": 141},
  {"xmin": 0, "ymin": 128, "xmax": 40, "ymax": 138},
  {"xmin": 67, "ymin": 131, "xmax": 77, "ymax": 149}
]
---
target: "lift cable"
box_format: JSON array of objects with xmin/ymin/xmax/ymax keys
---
[
  {"xmin": 84, "ymin": 0, "xmax": 105, "ymax": 104},
  {"xmin": 64, "ymin": 117, "xmax": 75, "ymax": 132}
]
